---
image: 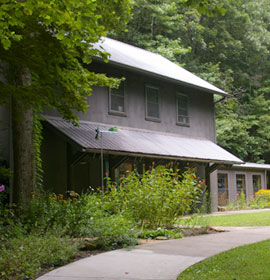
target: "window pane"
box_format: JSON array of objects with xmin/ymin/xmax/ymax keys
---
[
  {"xmin": 147, "ymin": 102, "xmax": 159, "ymax": 118},
  {"xmin": 236, "ymin": 174, "xmax": 246, "ymax": 195},
  {"xmin": 253, "ymin": 175, "xmax": 261, "ymax": 194},
  {"xmin": 111, "ymin": 95, "xmax": 124, "ymax": 112},
  {"xmin": 177, "ymin": 94, "xmax": 189, "ymax": 124},
  {"xmin": 111, "ymin": 86, "xmax": 124, "ymax": 97},
  {"xmin": 178, "ymin": 116, "xmax": 188, "ymax": 124},
  {"xmin": 109, "ymin": 82, "xmax": 125, "ymax": 113},
  {"xmin": 147, "ymin": 87, "xmax": 159, "ymax": 103},
  {"xmin": 178, "ymin": 108, "xmax": 188, "ymax": 116}
]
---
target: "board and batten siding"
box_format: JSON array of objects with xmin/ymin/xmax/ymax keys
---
[
  {"xmin": 216, "ymin": 168, "xmax": 267, "ymax": 206},
  {"xmin": 71, "ymin": 62, "xmax": 216, "ymax": 142}
]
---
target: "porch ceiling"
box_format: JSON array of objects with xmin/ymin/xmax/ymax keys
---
[{"xmin": 44, "ymin": 116, "xmax": 243, "ymax": 165}]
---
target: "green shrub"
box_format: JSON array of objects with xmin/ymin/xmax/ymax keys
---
[
  {"xmin": 0, "ymin": 233, "xmax": 80, "ymax": 280},
  {"xmin": 8, "ymin": 190, "xmax": 137, "ymax": 249},
  {"xmin": 104, "ymin": 167, "xmax": 204, "ymax": 229},
  {"xmin": 21, "ymin": 191, "xmax": 104, "ymax": 237},
  {"xmin": 247, "ymin": 190, "xmax": 270, "ymax": 209},
  {"xmin": 91, "ymin": 214, "xmax": 137, "ymax": 249},
  {"xmin": 0, "ymin": 206, "xmax": 25, "ymax": 242},
  {"xmin": 226, "ymin": 189, "xmax": 270, "ymax": 210},
  {"xmin": 137, "ymin": 227, "xmax": 184, "ymax": 239}
]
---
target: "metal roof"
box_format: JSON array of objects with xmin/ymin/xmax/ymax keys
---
[
  {"xmin": 44, "ymin": 116, "xmax": 242, "ymax": 164},
  {"xmin": 233, "ymin": 162, "xmax": 270, "ymax": 170},
  {"xmin": 93, "ymin": 37, "xmax": 227, "ymax": 96}
]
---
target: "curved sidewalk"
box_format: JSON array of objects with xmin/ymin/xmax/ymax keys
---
[{"xmin": 38, "ymin": 226, "xmax": 270, "ymax": 280}]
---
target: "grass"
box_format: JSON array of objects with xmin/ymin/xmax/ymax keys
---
[
  {"xmin": 178, "ymin": 210, "xmax": 270, "ymax": 227},
  {"xmin": 178, "ymin": 240, "xmax": 270, "ymax": 280}
]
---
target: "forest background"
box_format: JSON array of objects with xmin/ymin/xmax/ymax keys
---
[{"xmin": 112, "ymin": 0, "xmax": 270, "ymax": 164}]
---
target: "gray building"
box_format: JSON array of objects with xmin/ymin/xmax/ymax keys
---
[
  {"xmin": 0, "ymin": 37, "xmax": 243, "ymax": 211},
  {"xmin": 216, "ymin": 163, "xmax": 270, "ymax": 207}
]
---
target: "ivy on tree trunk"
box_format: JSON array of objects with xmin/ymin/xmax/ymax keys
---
[{"xmin": 12, "ymin": 68, "xmax": 35, "ymax": 204}]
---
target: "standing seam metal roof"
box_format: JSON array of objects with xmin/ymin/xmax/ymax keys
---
[
  {"xmin": 44, "ymin": 116, "xmax": 243, "ymax": 164},
  {"xmin": 233, "ymin": 162, "xmax": 270, "ymax": 170},
  {"xmin": 93, "ymin": 37, "xmax": 227, "ymax": 96}
]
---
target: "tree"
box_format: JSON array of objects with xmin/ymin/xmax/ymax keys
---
[
  {"xmin": 0, "ymin": 0, "xmax": 132, "ymax": 204},
  {"xmin": 114, "ymin": 0, "xmax": 270, "ymax": 163}
]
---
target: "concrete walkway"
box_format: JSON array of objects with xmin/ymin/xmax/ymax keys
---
[{"xmin": 38, "ymin": 226, "xmax": 270, "ymax": 280}]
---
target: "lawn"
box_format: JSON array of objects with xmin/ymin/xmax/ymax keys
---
[
  {"xmin": 178, "ymin": 210, "xmax": 270, "ymax": 227},
  {"xmin": 178, "ymin": 240, "xmax": 270, "ymax": 280}
]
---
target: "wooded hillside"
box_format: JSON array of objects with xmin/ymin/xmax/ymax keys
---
[{"xmin": 112, "ymin": 0, "xmax": 270, "ymax": 163}]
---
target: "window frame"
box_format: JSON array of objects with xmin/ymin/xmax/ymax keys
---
[
  {"xmin": 236, "ymin": 173, "xmax": 246, "ymax": 195},
  {"xmin": 252, "ymin": 174, "xmax": 262, "ymax": 194},
  {"xmin": 108, "ymin": 80, "xmax": 127, "ymax": 117},
  {"xmin": 145, "ymin": 84, "xmax": 161, "ymax": 122},
  {"xmin": 176, "ymin": 92, "xmax": 189, "ymax": 127}
]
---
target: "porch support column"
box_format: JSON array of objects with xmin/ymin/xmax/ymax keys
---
[{"xmin": 206, "ymin": 163, "xmax": 226, "ymax": 213}]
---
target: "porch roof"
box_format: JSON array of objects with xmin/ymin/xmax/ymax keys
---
[
  {"xmin": 233, "ymin": 162, "xmax": 270, "ymax": 170},
  {"xmin": 93, "ymin": 37, "xmax": 228, "ymax": 96},
  {"xmin": 44, "ymin": 116, "xmax": 243, "ymax": 164}
]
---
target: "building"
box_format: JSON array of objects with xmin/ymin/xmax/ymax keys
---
[
  {"xmin": 0, "ymin": 37, "xmax": 243, "ymax": 211},
  {"xmin": 217, "ymin": 162, "xmax": 270, "ymax": 206}
]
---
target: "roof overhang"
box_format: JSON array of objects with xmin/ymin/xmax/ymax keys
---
[
  {"xmin": 43, "ymin": 116, "xmax": 243, "ymax": 165},
  {"xmin": 232, "ymin": 162, "xmax": 270, "ymax": 170}
]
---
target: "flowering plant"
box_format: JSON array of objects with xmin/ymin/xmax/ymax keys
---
[{"xmin": 0, "ymin": 184, "xmax": 5, "ymax": 192}]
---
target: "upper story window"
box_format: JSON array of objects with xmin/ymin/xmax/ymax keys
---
[
  {"xmin": 109, "ymin": 81, "xmax": 126, "ymax": 116},
  {"xmin": 145, "ymin": 85, "xmax": 160, "ymax": 121},
  {"xmin": 176, "ymin": 93, "xmax": 189, "ymax": 126}
]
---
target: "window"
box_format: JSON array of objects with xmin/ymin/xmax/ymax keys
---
[
  {"xmin": 176, "ymin": 93, "xmax": 189, "ymax": 125},
  {"xmin": 253, "ymin": 175, "xmax": 261, "ymax": 194},
  {"xmin": 218, "ymin": 173, "xmax": 228, "ymax": 206},
  {"xmin": 236, "ymin": 174, "xmax": 246, "ymax": 195},
  {"xmin": 145, "ymin": 85, "xmax": 160, "ymax": 121},
  {"xmin": 109, "ymin": 81, "xmax": 126, "ymax": 115}
]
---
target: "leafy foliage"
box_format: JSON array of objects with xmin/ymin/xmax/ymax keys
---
[
  {"xmin": 0, "ymin": 233, "xmax": 80, "ymax": 280},
  {"xmin": 137, "ymin": 227, "xmax": 184, "ymax": 239},
  {"xmin": 113, "ymin": 0, "xmax": 270, "ymax": 163},
  {"xmin": 0, "ymin": 0, "xmax": 132, "ymax": 121},
  {"xmin": 17, "ymin": 191, "xmax": 137, "ymax": 248},
  {"xmin": 0, "ymin": 190, "xmax": 137, "ymax": 247},
  {"xmin": 104, "ymin": 167, "xmax": 204, "ymax": 229},
  {"xmin": 0, "ymin": 0, "xmax": 133, "ymax": 203}
]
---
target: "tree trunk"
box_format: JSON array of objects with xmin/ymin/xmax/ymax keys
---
[{"xmin": 12, "ymin": 67, "xmax": 35, "ymax": 205}]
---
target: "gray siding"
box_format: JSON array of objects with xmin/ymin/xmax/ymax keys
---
[
  {"xmin": 217, "ymin": 168, "xmax": 267, "ymax": 204},
  {"xmin": 41, "ymin": 128, "xmax": 67, "ymax": 193},
  {"xmin": 47, "ymin": 63, "xmax": 216, "ymax": 142}
]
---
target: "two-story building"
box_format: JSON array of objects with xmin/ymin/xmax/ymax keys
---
[{"xmin": 0, "ymin": 37, "xmax": 243, "ymax": 211}]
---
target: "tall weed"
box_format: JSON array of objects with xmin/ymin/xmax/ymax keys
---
[{"xmin": 104, "ymin": 167, "xmax": 204, "ymax": 229}]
